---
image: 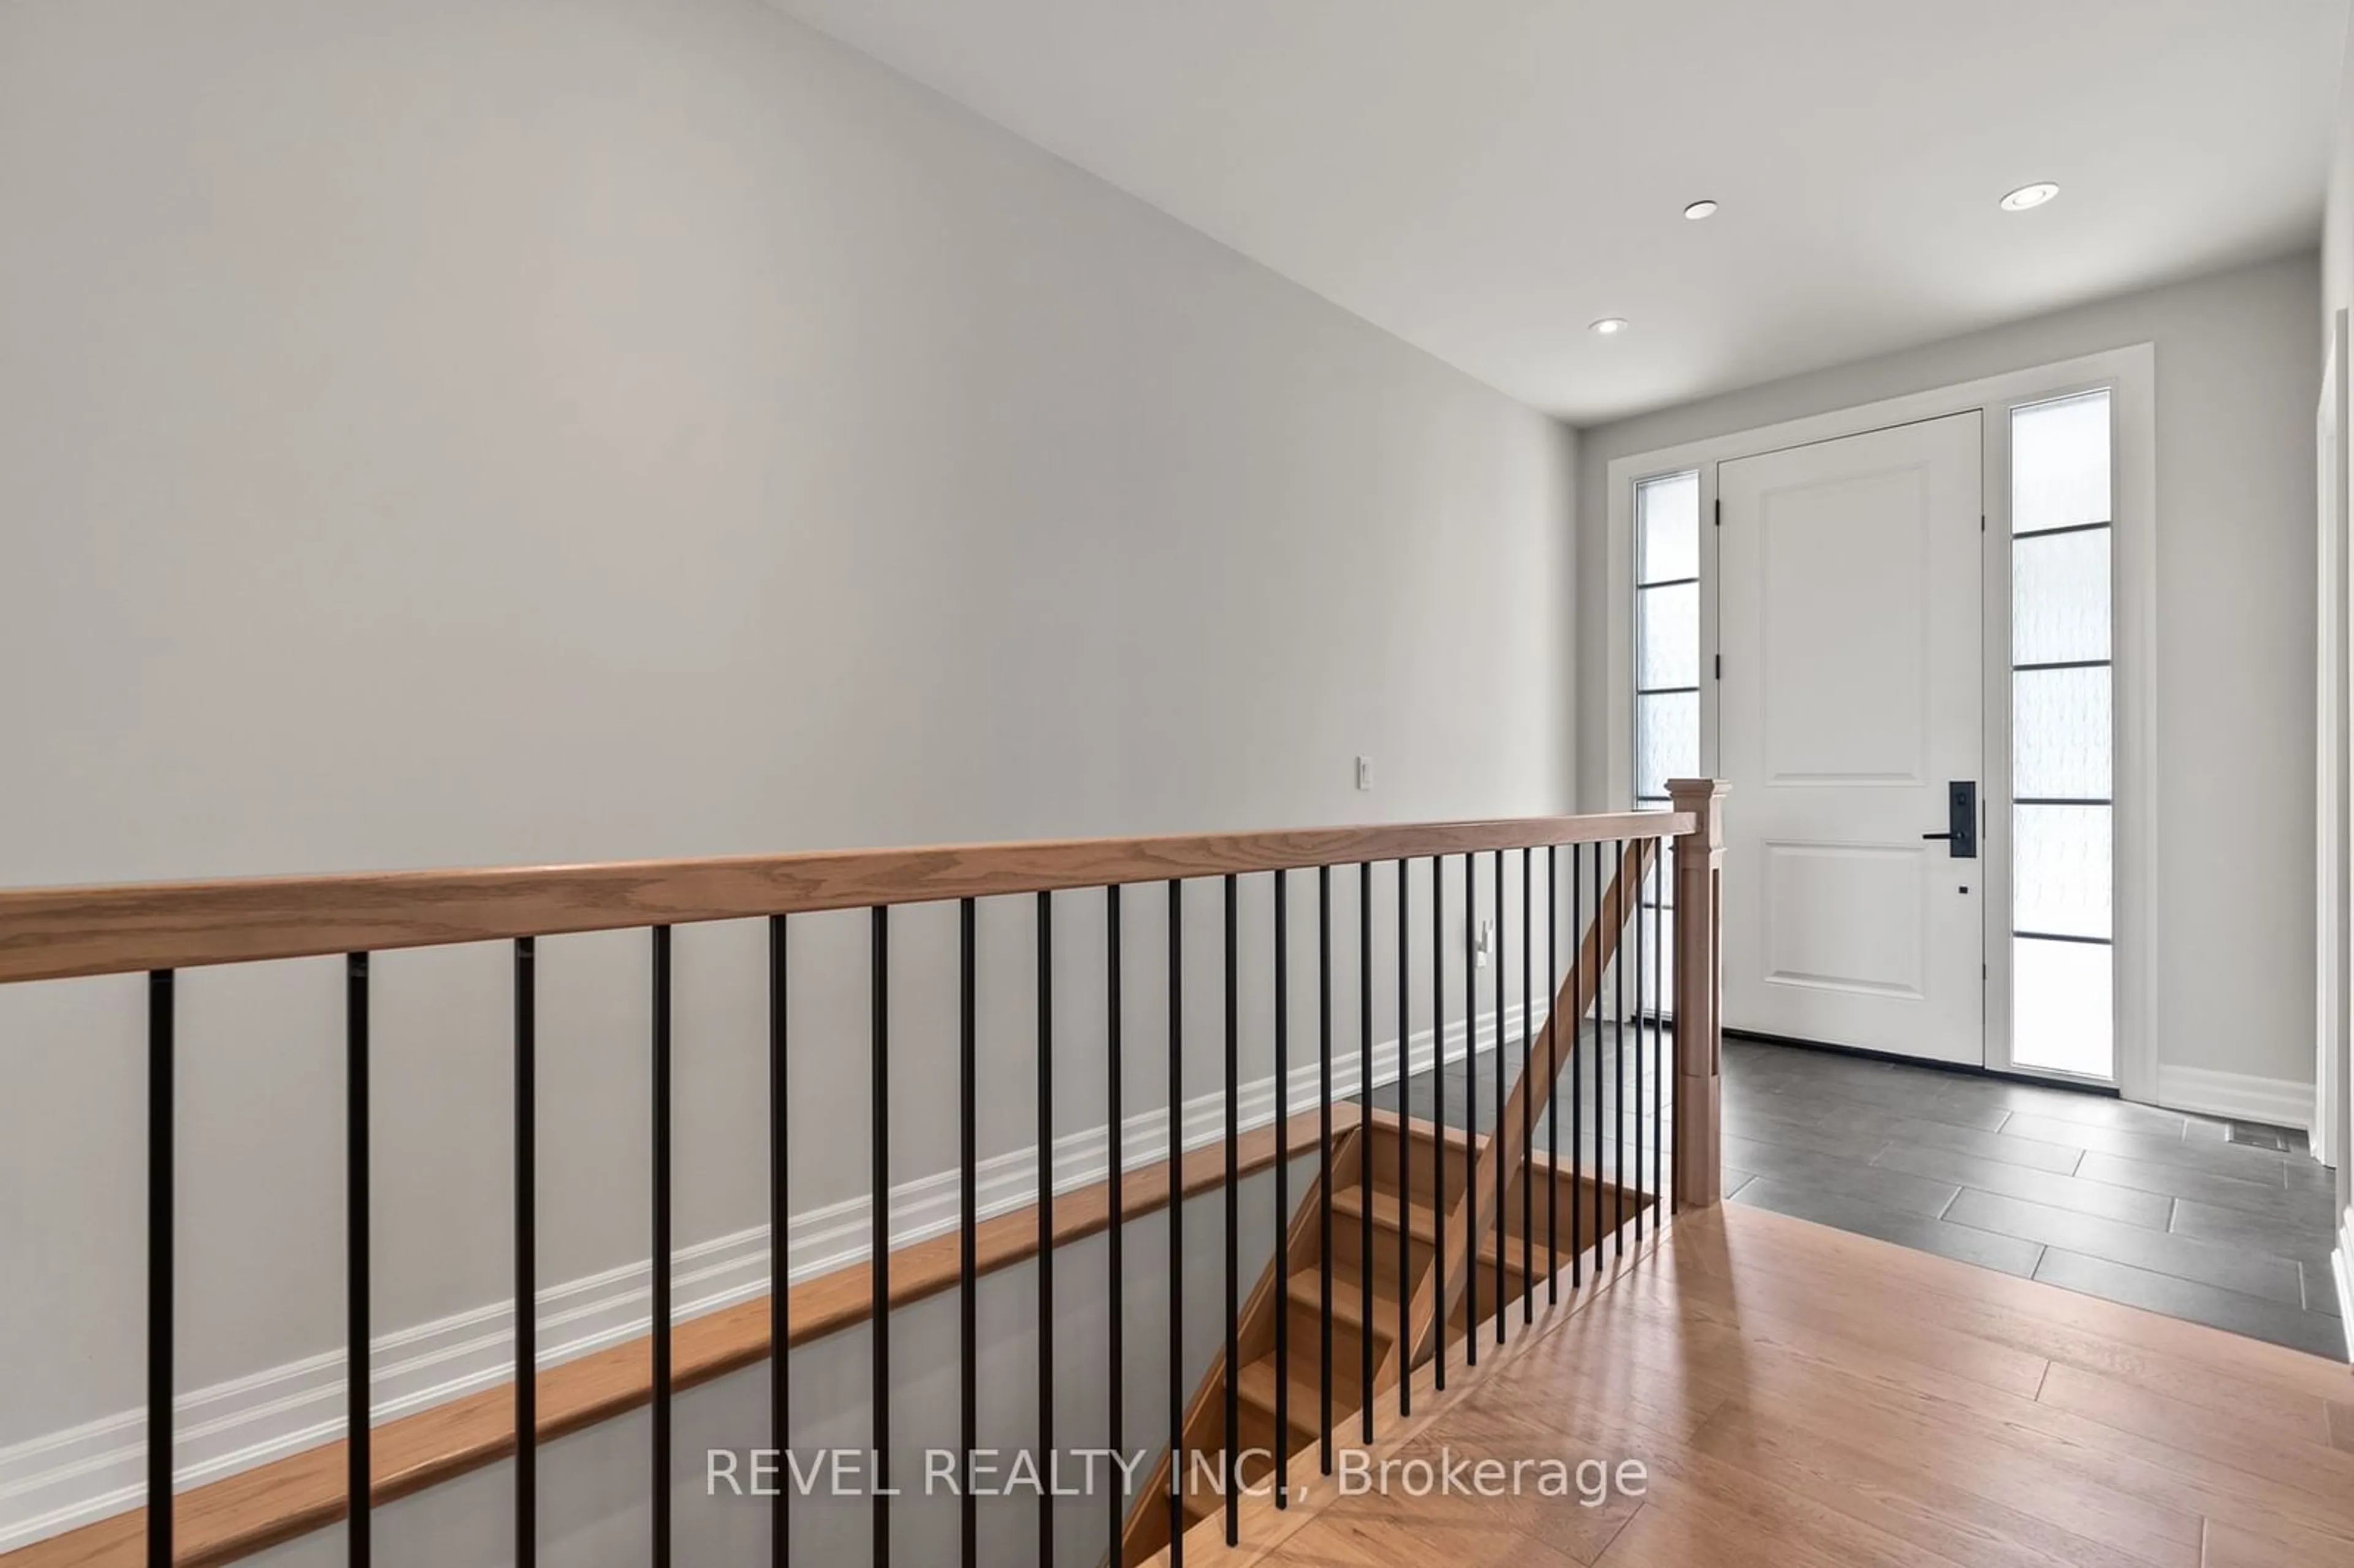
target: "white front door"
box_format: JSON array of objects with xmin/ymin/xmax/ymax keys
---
[{"xmin": 1718, "ymin": 412, "xmax": 1986, "ymax": 1065}]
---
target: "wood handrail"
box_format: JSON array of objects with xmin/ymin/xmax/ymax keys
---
[{"xmin": 0, "ymin": 812, "xmax": 1688, "ymax": 985}]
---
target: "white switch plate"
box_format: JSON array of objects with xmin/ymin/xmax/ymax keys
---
[
  {"xmin": 1354, "ymin": 755, "xmax": 1373, "ymax": 791},
  {"xmin": 1476, "ymin": 918, "xmax": 1494, "ymax": 966}
]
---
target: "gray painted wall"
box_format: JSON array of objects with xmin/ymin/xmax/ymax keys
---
[
  {"xmin": 1575, "ymin": 253, "xmax": 2323, "ymax": 1090},
  {"xmin": 0, "ymin": 0, "xmax": 1581, "ymax": 1510}
]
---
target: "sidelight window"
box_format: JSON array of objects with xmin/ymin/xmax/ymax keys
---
[
  {"xmin": 2009, "ymin": 390, "xmax": 2114, "ymax": 1077},
  {"xmin": 1633, "ymin": 470, "xmax": 1701, "ymax": 998},
  {"xmin": 1634, "ymin": 470, "xmax": 1702, "ymax": 808}
]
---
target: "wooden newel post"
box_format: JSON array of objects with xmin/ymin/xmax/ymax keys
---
[{"xmin": 1666, "ymin": 778, "xmax": 1728, "ymax": 1208}]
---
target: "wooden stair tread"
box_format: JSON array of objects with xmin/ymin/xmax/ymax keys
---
[
  {"xmin": 1284, "ymin": 1256, "xmax": 1527, "ymax": 1341},
  {"xmin": 1285, "ymin": 1265, "xmax": 1392, "ymax": 1338},
  {"xmin": 1140, "ymin": 1484, "xmax": 1217, "ymax": 1527},
  {"xmin": 1332, "ymin": 1185, "xmax": 1542, "ymax": 1280},
  {"xmin": 1333, "ymin": 1184, "xmax": 1437, "ymax": 1244},
  {"xmin": 1233, "ymin": 1357, "xmax": 1333, "ymax": 1431},
  {"xmin": 1360, "ymin": 1105, "xmax": 1630, "ymax": 1189},
  {"xmin": 1474, "ymin": 1230, "xmax": 1542, "ymax": 1280}
]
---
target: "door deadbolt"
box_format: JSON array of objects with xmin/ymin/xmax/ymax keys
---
[{"xmin": 1920, "ymin": 780, "xmax": 1978, "ymax": 859}]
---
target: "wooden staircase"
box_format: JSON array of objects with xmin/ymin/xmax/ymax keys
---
[
  {"xmin": 1119, "ymin": 1113, "xmax": 1648, "ymax": 1562},
  {"xmin": 1116, "ymin": 841, "xmax": 1657, "ymax": 1566}
]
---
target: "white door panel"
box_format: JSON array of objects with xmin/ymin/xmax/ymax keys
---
[
  {"xmin": 1759, "ymin": 840, "xmax": 1927, "ymax": 999},
  {"xmin": 1720, "ymin": 413, "xmax": 1985, "ymax": 1064}
]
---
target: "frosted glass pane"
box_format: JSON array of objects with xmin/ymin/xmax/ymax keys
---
[
  {"xmin": 2013, "ymin": 666, "xmax": 2111, "ymax": 799},
  {"xmin": 1636, "ymin": 690, "xmax": 1697, "ymax": 800},
  {"xmin": 2013, "ymin": 528, "xmax": 2111, "ymax": 666},
  {"xmin": 2013, "ymin": 804, "xmax": 2111, "ymax": 939},
  {"xmin": 2013, "ymin": 937, "xmax": 2113, "ymax": 1077},
  {"xmin": 1637, "ymin": 581, "xmax": 1699, "ymax": 688},
  {"xmin": 2013, "ymin": 391, "xmax": 2111, "ymax": 535},
  {"xmin": 1637, "ymin": 471, "xmax": 1700, "ymax": 582}
]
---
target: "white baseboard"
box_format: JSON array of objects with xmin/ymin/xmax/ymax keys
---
[
  {"xmin": 2153, "ymin": 1064, "xmax": 2315, "ymax": 1135},
  {"xmin": 0, "ymin": 1002, "xmax": 1543, "ymax": 1551}
]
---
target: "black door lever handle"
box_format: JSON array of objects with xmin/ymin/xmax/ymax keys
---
[{"xmin": 1921, "ymin": 832, "xmax": 1953, "ymax": 840}]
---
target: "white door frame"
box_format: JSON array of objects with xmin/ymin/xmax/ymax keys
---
[
  {"xmin": 1604, "ymin": 344, "xmax": 2158, "ymax": 1103},
  {"xmin": 2318, "ymin": 310, "xmax": 2348, "ymax": 1170}
]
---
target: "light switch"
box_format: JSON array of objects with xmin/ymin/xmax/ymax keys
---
[{"xmin": 1354, "ymin": 755, "xmax": 1373, "ymax": 791}]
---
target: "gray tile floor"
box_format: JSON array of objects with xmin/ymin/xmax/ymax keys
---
[{"xmin": 1373, "ymin": 1030, "xmax": 2349, "ymax": 1360}]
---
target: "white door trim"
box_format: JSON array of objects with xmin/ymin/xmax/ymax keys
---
[
  {"xmin": 2320, "ymin": 310, "xmax": 2350, "ymax": 1172},
  {"xmin": 1604, "ymin": 344, "xmax": 2158, "ymax": 1103}
]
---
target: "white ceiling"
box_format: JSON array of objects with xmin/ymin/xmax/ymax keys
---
[{"xmin": 771, "ymin": 0, "xmax": 2347, "ymax": 424}]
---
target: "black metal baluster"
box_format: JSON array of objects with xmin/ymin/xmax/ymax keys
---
[
  {"xmin": 869, "ymin": 909, "xmax": 890, "ymax": 1568},
  {"xmin": 347, "ymin": 953, "xmax": 371, "ymax": 1567},
  {"xmin": 768, "ymin": 921, "xmax": 788, "ymax": 1568},
  {"xmin": 959, "ymin": 901, "xmax": 977, "ymax": 1568},
  {"xmin": 1317, "ymin": 864, "xmax": 1334, "ymax": 1472},
  {"xmin": 516, "ymin": 938, "xmax": 538, "ymax": 1568},
  {"xmin": 1520, "ymin": 850, "xmax": 1533, "ymax": 1324},
  {"xmin": 1571, "ymin": 848, "xmax": 1584, "ymax": 1288},
  {"xmin": 1653, "ymin": 849, "xmax": 1666, "ymax": 1225},
  {"xmin": 1222, "ymin": 874, "xmax": 1240, "ymax": 1547},
  {"xmin": 1613, "ymin": 842, "xmax": 1627, "ymax": 1261},
  {"xmin": 1634, "ymin": 851, "xmax": 1646, "ymax": 1248},
  {"xmin": 1592, "ymin": 848, "xmax": 1607, "ymax": 1270},
  {"xmin": 1037, "ymin": 893, "xmax": 1055, "ymax": 1568},
  {"xmin": 652, "ymin": 926, "xmax": 673, "ymax": 1568},
  {"xmin": 1547, "ymin": 847, "xmax": 1559, "ymax": 1304},
  {"xmin": 1652, "ymin": 850, "xmax": 1663, "ymax": 1228},
  {"xmin": 1105, "ymin": 888, "xmax": 1124, "ymax": 1562},
  {"xmin": 1462, "ymin": 853, "xmax": 1476, "ymax": 1368},
  {"xmin": 1358, "ymin": 861, "xmax": 1374, "ymax": 1444},
  {"xmin": 1430, "ymin": 857, "xmax": 1445, "ymax": 1391},
  {"xmin": 1272, "ymin": 869, "xmax": 1289, "ymax": 1503},
  {"xmin": 1165, "ymin": 878, "xmax": 1184, "ymax": 1564},
  {"xmin": 1395, "ymin": 862, "xmax": 1410, "ymax": 1420},
  {"xmin": 148, "ymin": 970, "xmax": 173, "ymax": 1568},
  {"xmin": 1490, "ymin": 850, "xmax": 1504, "ymax": 1346}
]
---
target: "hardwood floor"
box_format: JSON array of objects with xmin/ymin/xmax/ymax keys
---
[{"xmin": 1167, "ymin": 1201, "xmax": 2354, "ymax": 1568}]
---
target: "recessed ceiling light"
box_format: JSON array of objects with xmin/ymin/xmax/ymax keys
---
[
  {"xmin": 1590, "ymin": 317, "xmax": 1629, "ymax": 337},
  {"xmin": 1683, "ymin": 199, "xmax": 1720, "ymax": 221},
  {"xmin": 2000, "ymin": 182, "xmax": 2060, "ymax": 212}
]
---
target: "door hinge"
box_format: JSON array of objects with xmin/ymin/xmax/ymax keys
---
[
  {"xmin": 1714, "ymin": 653, "xmax": 1722, "ymax": 679},
  {"xmin": 1981, "ymin": 514, "xmax": 1987, "ymax": 533},
  {"xmin": 1983, "ymin": 962, "xmax": 1989, "ymax": 980},
  {"xmin": 1714, "ymin": 498, "xmax": 1722, "ymax": 527}
]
